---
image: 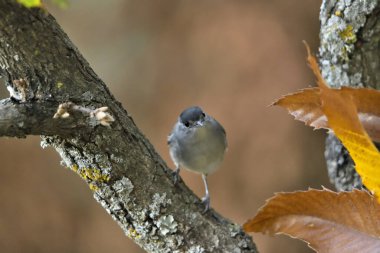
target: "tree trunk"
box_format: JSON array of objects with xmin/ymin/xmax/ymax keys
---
[
  {"xmin": 0, "ymin": 1, "xmax": 257, "ymax": 252},
  {"xmin": 320, "ymin": 0, "xmax": 380, "ymax": 191}
]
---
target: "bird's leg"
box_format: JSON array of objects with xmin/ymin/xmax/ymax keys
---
[
  {"xmin": 201, "ymin": 174, "xmax": 210, "ymax": 213},
  {"xmin": 172, "ymin": 166, "xmax": 180, "ymax": 185}
]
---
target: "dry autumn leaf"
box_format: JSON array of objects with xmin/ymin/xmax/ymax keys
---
[
  {"xmin": 243, "ymin": 189, "xmax": 380, "ymax": 253},
  {"xmin": 303, "ymin": 43, "xmax": 380, "ymax": 200},
  {"xmin": 273, "ymin": 87, "xmax": 380, "ymax": 143}
]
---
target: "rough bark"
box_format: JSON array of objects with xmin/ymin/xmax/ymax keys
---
[
  {"xmin": 0, "ymin": 1, "xmax": 257, "ymax": 253},
  {"xmin": 320, "ymin": 0, "xmax": 380, "ymax": 191}
]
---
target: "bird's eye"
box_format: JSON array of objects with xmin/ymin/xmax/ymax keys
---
[
  {"xmin": 201, "ymin": 113, "xmax": 205, "ymax": 117},
  {"xmin": 184, "ymin": 122, "xmax": 190, "ymax": 127}
]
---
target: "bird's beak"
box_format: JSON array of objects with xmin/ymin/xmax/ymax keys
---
[{"xmin": 196, "ymin": 121, "xmax": 204, "ymax": 127}]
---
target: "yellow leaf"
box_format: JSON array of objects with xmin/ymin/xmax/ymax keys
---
[
  {"xmin": 17, "ymin": 0, "xmax": 42, "ymax": 8},
  {"xmin": 304, "ymin": 42, "xmax": 380, "ymax": 200}
]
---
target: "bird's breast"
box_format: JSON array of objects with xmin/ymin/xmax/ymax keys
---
[{"xmin": 176, "ymin": 123, "xmax": 226, "ymax": 174}]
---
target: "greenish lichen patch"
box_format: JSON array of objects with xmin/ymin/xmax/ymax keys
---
[
  {"xmin": 113, "ymin": 177, "xmax": 134, "ymax": 193},
  {"xmin": 70, "ymin": 164, "xmax": 110, "ymax": 191},
  {"xmin": 156, "ymin": 215, "xmax": 178, "ymax": 235},
  {"xmin": 56, "ymin": 81, "xmax": 64, "ymax": 89},
  {"xmin": 112, "ymin": 177, "xmax": 134, "ymax": 205},
  {"xmin": 335, "ymin": 10, "xmax": 343, "ymax": 17},
  {"xmin": 127, "ymin": 227, "xmax": 142, "ymax": 239},
  {"xmin": 339, "ymin": 25, "xmax": 356, "ymax": 44},
  {"xmin": 149, "ymin": 193, "xmax": 172, "ymax": 219}
]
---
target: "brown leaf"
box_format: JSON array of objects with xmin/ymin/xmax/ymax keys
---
[
  {"xmin": 272, "ymin": 88, "xmax": 325, "ymax": 128},
  {"xmin": 243, "ymin": 189, "xmax": 380, "ymax": 253},
  {"xmin": 273, "ymin": 87, "xmax": 380, "ymax": 143}
]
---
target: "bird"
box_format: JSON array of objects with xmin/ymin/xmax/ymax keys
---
[{"xmin": 168, "ymin": 106, "xmax": 227, "ymax": 212}]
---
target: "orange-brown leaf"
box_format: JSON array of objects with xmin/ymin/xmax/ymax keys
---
[
  {"xmin": 273, "ymin": 88, "xmax": 325, "ymax": 129},
  {"xmin": 243, "ymin": 189, "xmax": 380, "ymax": 253},
  {"xmin": 273, "ymin": 87, "xmax": 380, "ymax": 143}
]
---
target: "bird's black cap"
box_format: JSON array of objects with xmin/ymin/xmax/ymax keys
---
[{"xmin": 179, "ymin": 106, "xmax": 204, "ymax": 125}]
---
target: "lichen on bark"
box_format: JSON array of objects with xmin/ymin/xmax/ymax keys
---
[{"xmin": 320, "ymin": 0, "xmax": 380, "ymax": 190}]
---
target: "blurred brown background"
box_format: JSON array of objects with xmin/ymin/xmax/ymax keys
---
[{"xmin": 0, "ymin": 1, "xmax": 330, "ymax": 252}]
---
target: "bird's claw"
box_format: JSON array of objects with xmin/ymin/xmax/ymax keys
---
[
  {"xmin": 172, "ymin": 169, "xmax": 180, "ymax": 185},
  {"xmin": 201, "ymin": 195, "xmax": 210, "ymax": 213}
]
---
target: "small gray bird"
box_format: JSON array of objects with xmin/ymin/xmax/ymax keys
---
[{"xmin": 168, "ymin": 106, "xmax": 227, "ymax": 212}]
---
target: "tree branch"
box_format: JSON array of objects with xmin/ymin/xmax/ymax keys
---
[
  {"xmin": 0, "ymin": 1, "xmax": 257, "ymax": 252},
  {"xmin": 0, "ymin": 99, "xmax": 100, "ymax": 137},
  {"xmin": 320, "ymin": 0, "xmax": 380, "ymax": 190}
]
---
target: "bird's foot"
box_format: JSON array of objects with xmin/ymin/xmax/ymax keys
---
[
  {"xmin": 201, "ymin": 195, "xmax": 210, "ymax": 214},
  {"xmin": 172, "ymin": 168, "xmax": 180, "ymax": 185}
]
